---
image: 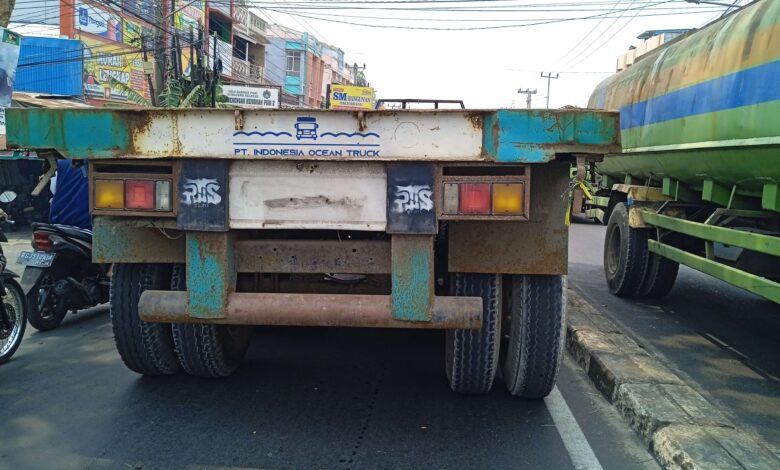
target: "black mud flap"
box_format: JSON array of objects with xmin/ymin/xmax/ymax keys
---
[{"xmin": 20, "ymin": 267, "xmax": 46, "ymax": 295}]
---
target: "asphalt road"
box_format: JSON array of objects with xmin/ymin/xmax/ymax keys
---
[
  {"xmin": 569, "ymin": 215, "xmax": 780, "ymax": 454},
  {"xmin": 0, "ymin": 232, "xmax": 658, "ymax": 470}
]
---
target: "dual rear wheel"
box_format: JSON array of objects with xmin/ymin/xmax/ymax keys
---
[
  {"xmin": 604, "ymin": 202, "xmax": 679, "ymax": 299},
  {"xmin": 445, "ymin": 273, "xmax": 566, "ymax": 398},
  {"xmin": 110, "ymin": 263, "xmax": 566, "ymax": 398},
  {"xmin": 110, "ymin": 263, "xmax": 252, "ymax": 378}
]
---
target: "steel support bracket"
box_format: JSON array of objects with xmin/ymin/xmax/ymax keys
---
[
  {"xmin": 391, "ymin": 235, "xmax": 434, "ymax": 322},
  {"xmin": 662, "ymin": 177, "xmax": 698, "ymax": 202},
  {"xmin": 186, "ymin": 231, "xmax": 236, "ymax": 319},
  {"xmin": 762, "ymin": 183, "xmax": 780, "ymax": 213},
  {"xmin": 641, "ymin": 210, "xmax": 780, "ymax": 257},
  {"xmin": 648, "ymin": 240, "xmax": 780, "ymax": 303},
  {"xmin": 702, "ymin": 179, "xmax": 751, "ymax": 210}
]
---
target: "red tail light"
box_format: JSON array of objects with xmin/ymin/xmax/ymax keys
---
[
  {"xmin": 125, "ymin": 180, "xmax": 155, "ymax": 210},
  {"xmin": 33, "ymin": 231, "xmax": 53, "ymax": 251},
  {"xmin": 459, "ymin": 183, "xmax": 491, "ymax": 214}
]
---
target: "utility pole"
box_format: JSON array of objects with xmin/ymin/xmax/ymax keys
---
[
  {"xmin": 352, "ymin": 63, "xmax": 367, "ymax": 86},
  {"xmin": 540, "ymin": 72, "xmax": 559, "ymax": 109},
  {"xmin": 517, "ymin": 88, "xmax": 537, "ymax": 109},
  {"xmin": 153, "ymin": 0, "xmax": 166, "ymax": 97},
  {"xmin": 0, "ymin": 0, "xmax": 15, "ymax": 27}
]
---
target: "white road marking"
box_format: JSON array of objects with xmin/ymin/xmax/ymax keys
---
[{"xmin": 544, "ymin": 386, "xmax": 604, "ymax": 470}]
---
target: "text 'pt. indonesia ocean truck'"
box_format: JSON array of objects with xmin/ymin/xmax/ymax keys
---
[{"xmin": 6, "ymin": 108, "xmax": 618, "ymax": 396}]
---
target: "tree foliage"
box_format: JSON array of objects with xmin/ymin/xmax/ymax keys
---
[{"xmin": 109, "ymin": 65, "xmax": 230, "ymax": 108}]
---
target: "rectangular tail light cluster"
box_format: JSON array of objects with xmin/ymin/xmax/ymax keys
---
[
  {"xmin": 440, "ymin": 167, "xmax": 529, "ymax": 219},
  {"xmin": 94, "ymin": 179, "xmax": 172, "ymax": 212}
]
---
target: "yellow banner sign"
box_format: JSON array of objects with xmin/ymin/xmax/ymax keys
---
[{"xmin": 329, "ymin": 85, "xmax": 375, "ymax": 110}]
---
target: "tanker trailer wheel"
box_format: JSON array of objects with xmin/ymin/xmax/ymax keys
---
[
  {"xmin": 501, "ymin": 275, "xmax": 566, "ymax": 399},
  {"xmin": 170, "ymin": 265, "xmax": 253, "ymax": 378},
  {"xmin": 110, "ymin": 264, "xmax": 181, "ymax": 376},
  {"xmin": 639, "ymin": 248, "xmax": 679, "ymax": 299},
  {"xmin": 604, "ymin": 203, "xmax": 649, "ymax": 296},
  {"xmin": 445, "ymin": 273, "xmax": 502, "ymax": 395}
]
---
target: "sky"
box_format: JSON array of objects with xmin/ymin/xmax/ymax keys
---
[{"xmin": 253, "ymin": 0, "xmax": 748, "ymax": 108}]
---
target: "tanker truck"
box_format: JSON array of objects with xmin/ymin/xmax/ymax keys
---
[{"xmin": 588, "ymin": 0, "xmax": 780, "ymax": 303}]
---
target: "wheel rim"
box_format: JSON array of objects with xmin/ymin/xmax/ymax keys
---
[
  {"xmin": 0, "ymin": 285, "xmax": 24, "ymax": 356},
  {"xmin": 606, "ymin": 223, "xmax": 622, "ymax": 276}
]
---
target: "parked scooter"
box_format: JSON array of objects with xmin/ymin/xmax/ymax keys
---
[
  {"xmin": 18, "ymin": 223, "xmax": 109, "ymax": 331},
  {"xmin": 0, "ymin": 191, "xmax": 29, "ymax": 364}
]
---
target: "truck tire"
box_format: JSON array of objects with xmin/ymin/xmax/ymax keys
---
[
  {"xmin": 604, "ymin": 203, "xmax": 649, "ymax": 296},
  {"xmin": 501, "ymin": 275, "xmax": 566, "ymax": 399},
  {"xmin": 110, "ymin": 263, "xmax": 180, "ymax": 376},
  {"xmin": 639, "ymin": 252, "xmax": 679, "ymax": 298},
  {"xmin": 445, "ymin": 273, "xmax": 502, "ymax": 395},
  {"xmin": 170, "ymin": 265, "xmax": 253, "ymax": 378}
]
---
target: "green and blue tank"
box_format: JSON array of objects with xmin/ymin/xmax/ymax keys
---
[{"xmin": 589, "ymin": 0, "xmax": 780, "ymax": 198}]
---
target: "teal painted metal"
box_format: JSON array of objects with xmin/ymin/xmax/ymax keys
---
[
  {"xmin": 391, "ymin": 235, "xmax": 433, "ymax": 321},
  {"xmin": 642, "ymin": 211, "xmax": 780, "ymax": 257},
  {"xmin": 648, "ymin": 240, "xmax": 780, "ymax": 304},
  {"xmin": 186, "ymin": 232, "xmax": 235, "ymax": 319},
  {"xmin": 482, "ymin": 109, "xmax": 620, "ymax": 163},
  {"xmin": 5, "ymin": 108, "xmax": 131, "ymax": 158}
]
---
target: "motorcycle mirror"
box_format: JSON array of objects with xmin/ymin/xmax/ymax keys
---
[{"xmin": 0, "ymin": 191, "xmax": 17, "ymax": 203}]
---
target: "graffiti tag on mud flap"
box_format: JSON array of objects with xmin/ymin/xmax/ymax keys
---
[
  {"xmin": 181, "ymin": 178, "xmax": 222, "ymax": 206},
  {"xmin": 392, "ymin": 185, "xmax": 433, "ymax": 213}
]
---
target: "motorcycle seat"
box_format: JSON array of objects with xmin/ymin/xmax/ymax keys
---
[{"xmin": 33, "ymin": 223, "xmax": 93, "ymax": 242}]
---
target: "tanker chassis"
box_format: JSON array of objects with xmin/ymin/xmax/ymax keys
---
[
  {"xmin": 589, "ymin": 0, "xmax": 780, "ymax": 303},
  {"xmin": 6, "ymin": 107, "xmax": 619, "ymax": 396}
]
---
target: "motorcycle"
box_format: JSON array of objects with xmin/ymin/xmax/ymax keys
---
[
  {"xmin": 19, "ymin": 222, "xmax": 109, "ymax": 331},
  {"xmin": 0, "ymin": 191, "xmax": 29, "ymax": 364}
]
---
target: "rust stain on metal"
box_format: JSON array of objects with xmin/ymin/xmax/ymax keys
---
[
  {"xmin": 125, "ymin": 110, "xmax": 154, "ymax": 155},
  {"xmin": 448, "ymin": 162, "xmax": 570, "ymax": 275},
  {"xmin": 235, "ymin": 240, "xmax": 391, "ymax": 274},
  {"xmin": 169, "ymin": 112, "xmax": 183, "ymax": 156},
  {"xmin": 234, "ymin": 109, "xmax": 245, "ymax": 130},
  {"xmin": 466, "ymin": 112, "xmax": 484, "ymax": 132},
  {"xmin": 138, "ymin": 291, "xmax": 482, "ymax": 329},
  {"xmin": 356, "ymin": 111, "xmax": 367, "ymax": 131}
]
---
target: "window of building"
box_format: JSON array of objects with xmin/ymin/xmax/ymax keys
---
[
  {"xmin": 286, "ymin": 51, "xmax": 302, "ymax": 77},
  {"xmin": 233, "ymin": 35, "xmax": 248, "ymax": 61}
]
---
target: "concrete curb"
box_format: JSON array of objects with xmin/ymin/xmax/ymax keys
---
[{"xmin": 565, "ymin": 288, "xmax": 780, "ymax": 470}]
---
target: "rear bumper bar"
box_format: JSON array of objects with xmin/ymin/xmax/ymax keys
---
[{"xmin": 138, "ymin": 291, "xmax": 483, "ymax": 330}]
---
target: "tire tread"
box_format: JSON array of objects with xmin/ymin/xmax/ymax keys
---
[
  {"xmin": 445, "ymin": 273, "xmax": 501, "ymax": 395},
  {"xmin": 170, "ymin": 265, "xmax": 250, "ymax": 378},
  {"xmin": 110, "ymin": 263, "xmax": 180, "ymax": 376},
  {"xmin": 503, "ymin": 275, "xmax": 566, "ymax": 398}
]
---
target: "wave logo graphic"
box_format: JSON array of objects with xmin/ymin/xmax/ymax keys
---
[
  {"xmin": 320, "ymin": 132, "xmax": 380, "ymax": 138},
  {"xmin": 233, "ymin": 131, "xmax": 293, "ymax": 137}
]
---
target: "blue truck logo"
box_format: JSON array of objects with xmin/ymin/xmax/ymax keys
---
[{"xmin": 295, "ymin": 117, "xmax": 318, "ymax": 141}]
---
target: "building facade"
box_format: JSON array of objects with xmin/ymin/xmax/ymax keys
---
[
  {"xmin": 59, "ymin": 0, "xmax": 160, "ymax": 105},
  {"xmin": 266, "ymin": 24, "xmax": 328, "ymax": 108},
  {"xmin": 10, "ymin": 1, "xmax": 361, "ymax": 108},
  {"xmin": 320, "ymin": 44, "xmax": 354, "ymax": 105}
]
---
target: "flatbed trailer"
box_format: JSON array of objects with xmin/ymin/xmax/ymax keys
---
[{"xmin": 6, "ymin": 107, "xmax": 619, "ymax": 396}]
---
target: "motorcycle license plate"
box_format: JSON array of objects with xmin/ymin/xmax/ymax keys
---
[{"xmin": 17, "ymin": 251, "xmax": 55, "ymax": 268}]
